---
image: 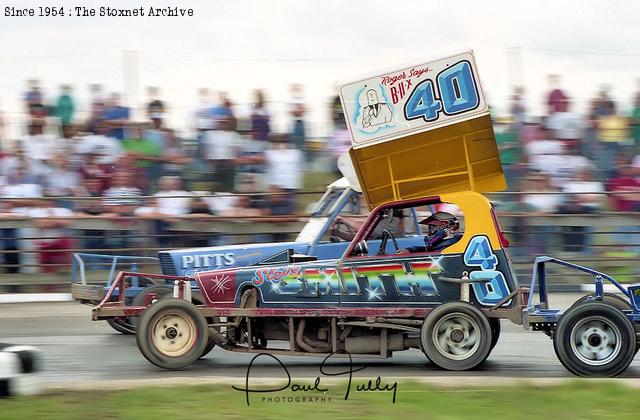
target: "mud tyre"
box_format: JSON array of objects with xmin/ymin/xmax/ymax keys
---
[
  {"xmin": 569, "ymin": 292, "xmax": 640, "ymax": 352},
  {"xmin": 553, "ymin": 302, "xmax": 636, "ymax": 377},
  {"xmin": 131, "ymin": 285, "xmax": 173, "ymax": 330},
  {"xmin": 421, "ymin": 302, "xmax": 493, "ymax": 371},
  {"xmin": 136, "ymin": 298, "xmax": 208, "ymax": 370},
  {"xmin": 569, "ymin": 293, "xmax": 632, "ymax": 312},
  {"xmin": 489, "ymin": 318, "xmax": 501, "ymax": 351}
]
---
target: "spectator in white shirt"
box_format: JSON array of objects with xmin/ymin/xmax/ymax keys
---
[
  {"xmin": 557, "ymin": 169, "xmax": 603, "ymax": 253},
  {"xmin": 550, "ymin": 142, "xmax": 594, "ymax": 189},
  {"xmin": 562, "ymin": 169, "xmax": 605, "ymax": 210},
  {"xmin": 526, "ymin": 124, "xmax": 592, "ymax": 188},
  {"xmin": 264, "ymin": 133, "xmax": 304, "ymax": 191},
  {"xmin": 521, "ymin": 172, "xmax": 562, "ymax": 214},
  {"xmin": 0, "ymin": 166, "xmax": 44, "ymax": 275},
  {"xmin": 23, "ymin": 119, "xmax": 57, "ymax": 163},
  {"xmin": 78, "ymin": 121, "xmax": 122, "ymax": 165},
  {"xmin": 205, "ymin": 117, "xmax": 240, "ymax": 191},
  {"xmin": 135, "ymin": 176, "xmax": 192, "ymax": 217},
  {"xmin": 101, "ymin": 171, "xmax": 142, "ymax": 249},
  {"xmin": 519, "ymin": 171, "xmax": 561, "ymax": 256},
  {"xmin": 263, "ymin": 134, "xmax": 304, "ymax": 223},
  {"xmin": 194, "ymin": 88, "xmax": 214, "ymax": 160},
  {"xmin": 45, "ymin": 155, "xmax": 82, "ymax": 199},
  {"xmin": 546, "ymin": 101, "xmax": 586, "ymax": 149},
  {"xmin": 1, "ymin": 144, "xmax": 41, "ymax": 184},
  {"xmin": 102, "ymin": 172, "xmax": 142, "ymax": 215},
  {"xmin": 526, "ymin": 124, "xmax": 564, "ymax": 164},
  {"xmin": 135, "ymin": 176, "xmax": 192, "ymax": 247}
]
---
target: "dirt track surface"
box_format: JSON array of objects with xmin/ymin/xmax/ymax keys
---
[{"xmin": 0, "ymin": 294, "xmax": 639, "ymax": 389}]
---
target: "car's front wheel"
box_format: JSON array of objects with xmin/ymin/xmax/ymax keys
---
[{"xmin": 553, "ymin": 302, "xmax": 636, "ymax": 377}]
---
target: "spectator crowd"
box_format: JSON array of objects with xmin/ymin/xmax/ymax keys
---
[
  {"xmin": 499, "ymin": 75, "xmax": 640, "ymax": 255},
  {"xmin": 0, "ymin": 80, "xmax": 353, "ymax": 274},
  {"xmin": 1, "ymin": 74, "xmax": 640, "ymax": 274}
]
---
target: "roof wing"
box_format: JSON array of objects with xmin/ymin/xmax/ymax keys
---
[
  {"xmin": 350, "ymin": 114, "xmax": 505, "ymax": 208},
  {"xmin": 339, "ymin": 51, "xmax": 506, "ymax": 209}
]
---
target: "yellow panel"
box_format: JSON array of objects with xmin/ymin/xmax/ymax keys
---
[
  {"xmin": 438, "ymin": 191, "xmax": 501, "ymax": 254},
  {"xmin": 350, "ymin": 114, "xmax": 506, "ymax": 209}
]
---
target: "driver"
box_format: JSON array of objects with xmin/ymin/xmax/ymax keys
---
[{"xmin": 407, "ymin": 212, "xmax": 462, "ymax": 252}]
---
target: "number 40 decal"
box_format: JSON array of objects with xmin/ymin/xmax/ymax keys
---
[
  {"xmin": 404, "ymin": 60, "xmax": 480, "ymax": 122},
  {"xmin": 463, "ymin": 235, "xmax": 511, "ymax": 306}
]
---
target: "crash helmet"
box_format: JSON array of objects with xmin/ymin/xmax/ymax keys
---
[{"xmin": 419, "ymin": 212, "xmax": 459, "ymax": 237}]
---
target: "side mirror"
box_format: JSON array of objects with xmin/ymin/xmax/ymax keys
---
[{"xmin": 352, "ymin": 240, "xmax": 368, "ymax": 256}]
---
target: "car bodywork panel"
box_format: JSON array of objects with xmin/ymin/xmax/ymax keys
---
[{"xmin": 196, "ymin": 191, "xmax": 519, "ymax": 312}]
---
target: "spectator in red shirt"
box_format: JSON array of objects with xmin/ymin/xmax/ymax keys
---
[
  {"xmin": 546, "ymin": 74, "xmax": 569, "ymax": 115},
  {"xmin": 79, "ymin": 151, "xmax": 113, "ymax": 193},
  {"xmin": 606, "ymin": 164, "xmax": 640, "ymax": 211},
  {"xmin": 30, "ymin": 199, "xmax": 74, "ymax": 273}
]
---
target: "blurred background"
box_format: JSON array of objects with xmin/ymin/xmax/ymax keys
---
[{"xmin": 1, "ymin": 0, "xmax": 640, "ymax": 291}]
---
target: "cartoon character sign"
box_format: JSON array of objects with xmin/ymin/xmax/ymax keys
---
[
  {"xmin": 339, "ymin": 51, "xmax": 489, "ymax": 148},
  {"xmin": 361, "ymin": 88, "xmax": 393, "ymax": 128}
]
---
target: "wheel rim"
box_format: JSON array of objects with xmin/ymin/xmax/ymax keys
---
[
  {"xmin": 569, "ymin": 316, "xmax": 622, "ymax": 366},
  {"xmin": 151, "ymin": 311, "xmax": 198, "ymax": 357},
  {"xmin": 432, "ymin": 313, "xmax": 480, "ymax": 360}
]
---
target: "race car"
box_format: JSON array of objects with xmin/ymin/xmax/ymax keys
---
[
  {"xmin": 92, "ymin": 51, "xmax": 522, "ymax": 370},
  {"xmin": 92, "ymin": 191, "xmax": 640, "ymax": 376},
  {"xmin": 94, "ymin": 190, "xmax": 524, "ymax": 371},
  {"xmin": 90, "ymin": 51, "xmax": 640, "ymax": 376}
]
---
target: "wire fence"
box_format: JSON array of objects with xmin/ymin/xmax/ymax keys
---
[{"xmin": 1, "ymin": 196, "xmax": 640, "ymax": 292}]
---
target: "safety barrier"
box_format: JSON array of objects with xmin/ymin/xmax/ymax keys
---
[
  {"xmin": 0, "ymin": 344, "xmax": 42, "ymax": 397},
  {"xmin": 0, "ymin": 209, "xmax": 638, "ymax": 289}
]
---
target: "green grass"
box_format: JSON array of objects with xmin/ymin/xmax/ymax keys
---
[{"xmin": 1, "ymin": 381, "xmax": 639, "ymax": 419}]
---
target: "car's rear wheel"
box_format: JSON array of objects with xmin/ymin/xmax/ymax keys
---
[
  {"xmin": 131, "ymin": 285, "xmax": 173, "ymax": 330},
  {"xmin": 136, "ymin": 298, "xmax": 208, "ymax": 369},
  {"xmin": 553, "ymin": 302, "xmax": 636, "ymax": 377},
  {"xmin": 421, "ymin": 302, "xmax": 492, "ymax": 371}
]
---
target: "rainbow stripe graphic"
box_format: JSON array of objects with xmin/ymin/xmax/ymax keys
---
[
  {"xmin": 262, "ymin": 260, "xmax": 441, "ymax": 299},
  {"xmin": 348, "ymin": 261, "xmax": 440, "ymax": 299}
]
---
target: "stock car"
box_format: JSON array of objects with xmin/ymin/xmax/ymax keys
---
[
  {"xmin": 90, "ymin": 51, "xmax": 640, "ymax": 376},
  {"xmin": 92, "ymin": 190, "xmax": 640, "ymax": 377},
  {"xmin": 93, "ymin": 191, "xmax": 524, "ymax": 371}
]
